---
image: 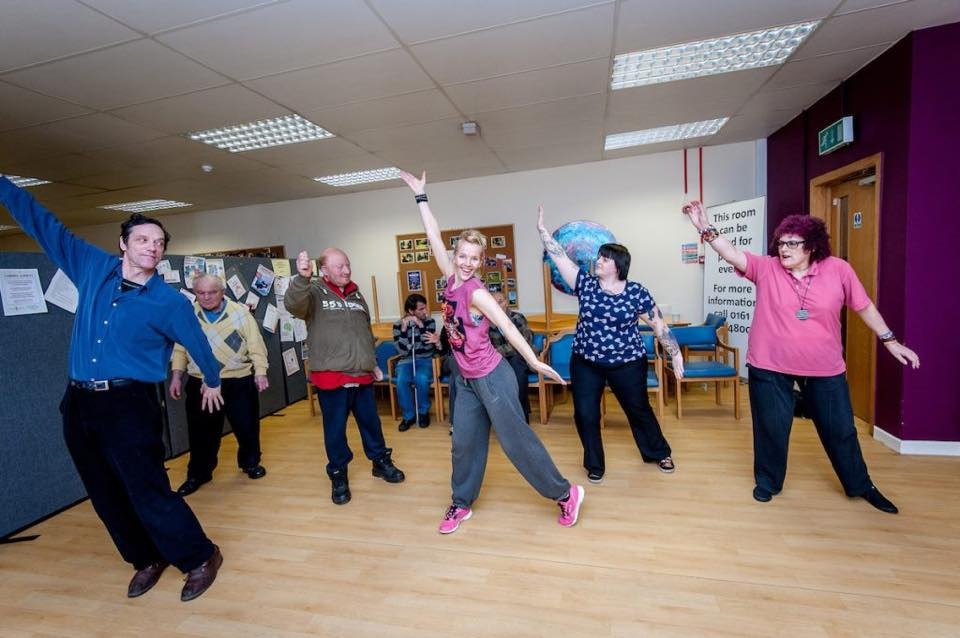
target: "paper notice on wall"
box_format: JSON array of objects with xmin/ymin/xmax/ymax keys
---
[
  {"xmin": 44, "ymin": 269, "xmax": 79, "ymax": 313},
  {"xmin": 279, "ymin": 314, "xmax": 295, "ymax": 342},
  {"xmin": 703, "ymin": 196, "xmax": 766, "ymax": 376},
  {"xmin": 681, "ymin": 243, "xmax": 699, "ymax": 264},
  {"xmin": 157, "ymin": 260, "xmax": 172, "ymax": 275},
  {"xmin": 293, "ymin": 318, "xmax": 308, "ymax": 342},
  {"xmin": 205, "ymin": 258, "xmax": 225, "ymax": 279},
  {"xmin": 282, "ymin": 347, "xmax": 300, "ymax": 376},
  {"xmin": 163, "ymin": 269, "xmax": 181, "ymax": 284},
  {"xmin": 263, "ymin": 303, "xmax": 279, "ymax": 333},
  {"xmin": 0, "ymin": 268, "xmax": 48, "ymax": 316},
  {"xmin": 271, "ymin": 259, "xmax": 291, "ymax": 278},
  {"xmin": 244, "ymin": 291, "xmax": 260, "ymax": 311},
  {"xmin": 183, "ymin": 256, "xmax": 205, "ymax": 289},
  {"xmin": 251, "ymin": 264, "xmax": 275, "ymax": 296},
  {"xmin": 226, "ymin": 271, "xmax": 247, "ymax": 299},
  {"xmin": 180, "ymin": 288, "xmax": 196, "ymax": 303}
]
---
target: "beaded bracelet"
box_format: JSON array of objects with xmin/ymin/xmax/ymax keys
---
[
  {"xmin": 879, "ymin": 330, "xmax": 897, "ymax": 343},
  {"xmin": 414, "ymin": 193, "xmax": 428, "ymax": 203},
  {"xmin": 699, "ymin": 225, "xmax": 720, "ymax": 243}
]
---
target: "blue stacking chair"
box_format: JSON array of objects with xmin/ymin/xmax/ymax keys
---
[
  {"xmin": 374, "ymin": 340, "xmax": 400, "ymax": 420},
  {"xmin": 538, "ymin": 330, "xmax": 575, "ymax": 424},
  {"xmin": 685, "ymin": 312, "xmax": 728, "ymax": 360},
  {"xmin": 665, "ymin": 326, "xmax": 740, "ymax": 420}
]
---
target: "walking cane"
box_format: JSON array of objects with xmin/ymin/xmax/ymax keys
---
[{"xmin": 410, "ymin": 322, "xmax": 420, "ymax": 419}]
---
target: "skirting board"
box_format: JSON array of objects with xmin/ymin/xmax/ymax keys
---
[{"xmin": 874, "ymin": 427, "xmax": 960, "ymax": 456}]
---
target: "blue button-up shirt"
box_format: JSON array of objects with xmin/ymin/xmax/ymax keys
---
[{"xmin": 0, "ymin": 177, "xmax": 220, "ymax": 387}]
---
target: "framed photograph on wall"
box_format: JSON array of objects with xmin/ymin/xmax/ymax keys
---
[
  {"xmin": 487, "ymin": 283, "xmax": 502, "ymax": 293},
  {"xmin": 400, "ymin": 252, "xmax": 415, "ymax": 264},
  {"xmin": 435, "ymin": 290, "xmax": 445, "ymax": 303},
  {"xmin": 415, "ymin": 251, "xmax": 430, "ymax": 263},
  {"xmin": 486, "ymin": 272, "xmax": 502, "ymax": 284},
  {"xmin": 415, "ymin": 237, "xmax": 429, "ymax": 249},
  {"xmin": 406, "ymin": 270, "xmax": 423, "ymax": 292},
  {"xmin": 491, "ymin": 235, "xmax": 506, "ymax": 248},
  {"xmin": 449, "ymin": 235, "xmax": 460, "ymax": 248},
  {"xmin": 434, "ymin": 277, "xmax": 447, "ymax": 290},
  {"xmin": 399, "ymin": 239, "xmax": 414, "ymax": 251}
]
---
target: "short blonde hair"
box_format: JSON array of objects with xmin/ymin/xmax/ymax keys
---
[{"xmin": 455, "ymin": 229, "xmax": 487, "ymax": 253}]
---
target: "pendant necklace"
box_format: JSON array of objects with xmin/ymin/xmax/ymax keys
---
[{"xmin": 792, "ymin": 272, "xmax": 813, "ymax": 320}]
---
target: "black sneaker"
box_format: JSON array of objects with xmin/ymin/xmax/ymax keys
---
[
  {"xmin": 329, "ymin": 468, "xmax": 350, "ymax": 505},
  {"xmin": 398, "ymin": 418, "xmax": 415, "ymax": 432},
  {"xmin": 372, "ymin": 450, "xmax": 405, "ymax": 483},
  {"xmin": 243, "ymin": 465, "xmax": 266, "ymax": 479},
  {"xmin": 587, "ymin": 470, "xmax": 604, "ymax": 484},
  {"xmin": 418, "ymin": 413, "xmax": 430, "ymax": 428},
  {"xmin": 752, "ymin": 486, "xmax": 773, "ymax": 502}
]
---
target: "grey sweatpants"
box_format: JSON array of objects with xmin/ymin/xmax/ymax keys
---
[{"xmin": 451, "ymin": 360, "xmax": 570, "ymax": 507}]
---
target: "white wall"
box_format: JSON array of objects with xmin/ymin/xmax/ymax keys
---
[{"xmin": 1, "ymin": 140, "xmax": 764, "ymax": 321}]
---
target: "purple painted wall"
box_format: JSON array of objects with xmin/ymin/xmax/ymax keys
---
[
  {"xmin": 766, "ymin": 23, "xmax": 960, "ymax": 442},
  {"xmin": 901, "ymin": 24, "xmax": 960, "ymax": 440}
]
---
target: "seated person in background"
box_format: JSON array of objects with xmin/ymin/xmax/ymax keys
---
[
  {"xmin": 392, "ymin": 294, "xmax": 438, "ymax": 430},
  {"xmin": 169, "ymin": 274, "xmax": 270, "ymax": 496},
  {"xmin": 488, "ymin": 292, "xmax": 535, "ymax": 423}
]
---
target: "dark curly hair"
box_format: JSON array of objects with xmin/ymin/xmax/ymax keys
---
[
  {"xmin": 119, "ymin": 213, "xmax": 171, "ymax": 247},
  {"xmin": 769, "ymin": 214, "xmax": 831, "ymax": 263}
]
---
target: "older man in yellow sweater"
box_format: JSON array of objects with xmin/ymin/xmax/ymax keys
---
[{"xmin": 170, "ymin": 274, "xmax": 270, "ymax": 496}]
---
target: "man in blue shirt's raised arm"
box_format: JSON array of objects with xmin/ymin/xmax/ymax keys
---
[{"xmin": 0, "ymin": 176, "xmax": 226, "ymax": 603}]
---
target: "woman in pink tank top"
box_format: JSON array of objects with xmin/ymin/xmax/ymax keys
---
[{"xmin": 400, "ymin": 170, "xmax": 585, "ymax": 535}]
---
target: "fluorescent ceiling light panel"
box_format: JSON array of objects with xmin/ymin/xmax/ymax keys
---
[
  {"xmin": 188, "ymin": 114, "xmax": 334, "ymax": 153},
  {"xmin": 1, "ymin": 174, "xmax": 52, "ymax": 187},
  {"xmin": 612, "ymin": 21, "xmax": 819, "ymax": 89},
  {"xmin": 100, "ymin": 199, "xmax": 193, "ymax": 213},
  {"xmin": 605, "ymin": 118, "xmax": 729, "ymax": 150},
  {"xmin": 314, "ymin": 167, "xmax": 402, "ymax": 187}
]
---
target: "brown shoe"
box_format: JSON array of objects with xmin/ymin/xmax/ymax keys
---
[
  {"xmin": 180, "ymin": 546, "xmax": 223, "ymax": 602},
  {"xmin": 127, "ymin": 561, "xmax": 169, "ymax": 598}
]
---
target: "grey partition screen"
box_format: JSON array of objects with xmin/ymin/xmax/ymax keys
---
[{"xmin": 0, "ymin": 252, "xmax": 308, "ymax": 538}]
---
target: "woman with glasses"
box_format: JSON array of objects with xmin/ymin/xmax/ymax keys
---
[{"xmin": 683, "ymin": 202, "xmax": 919, "ymax": 513}]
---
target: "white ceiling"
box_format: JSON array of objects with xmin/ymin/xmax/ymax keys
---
[{"xmin": 1, "ymin": 0, "xmax": 957, "ymax": 233}]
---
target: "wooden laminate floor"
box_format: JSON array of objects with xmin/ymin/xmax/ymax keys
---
[{"xmin": 2, "ymin": 385, "xmax": 959, "ymax": 637}]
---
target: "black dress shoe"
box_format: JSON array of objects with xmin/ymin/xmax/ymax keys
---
[
  {"xmin": 753, "ymin": 486, "xmax": 773, "ymax": 502},
  {"xmin": 861, "ymin": 485, "xmax": 898, "ymax": 514},
  {"xmin": 329, "ymin": 468, "xmax": 351, "ymax": 505},
  {"xmin": 128, "ymin": 561, "xmax": 169, "ymax": 598},
  {"xmin": 243, "ymin": 465, "xmax": 267, "ymax": 479},
  {"xmin": 181, "ymin": 546, "xmax": 223, "ymax": 602},
  {"xmin": 177, "ymin": 477, "xmax": 210, "ymax": 496},
  {"xmin": 398, "ymin": 418, "xmax": 415, "ymax": 432},
  {"xmin": 418, "ymin": 413, "xmax": 430, "ymax": 428}
]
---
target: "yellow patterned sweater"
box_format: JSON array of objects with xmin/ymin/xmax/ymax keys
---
[{"xmin": 172, "ymin": 298, "xmax": 268, "ymax": 379}]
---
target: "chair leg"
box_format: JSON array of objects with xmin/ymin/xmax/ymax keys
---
[
  {"xmin": 733, "ymin": 378, "xmax": 741, "ymax": 420},
  {"xmin": 716, "ymin": 380, "xmax": 722, "ymax": 405},
  {"xmin": 389, "ymin": 384, "xmax": 398, "ymax": 421},
  {"xmin": 656, "ymin": 387, "xmax": 663, "ymax": 419},
  {"xmin": 435, "ymin": 384, "xmax": 444, "ymax": 423},
  {"xmin": 676, "ymin": 381, "xmax": 683, "ymax": 420}
]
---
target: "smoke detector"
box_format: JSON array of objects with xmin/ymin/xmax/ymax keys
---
[{"xmin": 461, "ymin": 121, "xmax": 480, "ymax": 136}]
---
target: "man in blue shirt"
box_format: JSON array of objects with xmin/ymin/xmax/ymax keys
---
[{"xmin": 0, "ymin": 176, "xmax": 226, "ymax": 603}]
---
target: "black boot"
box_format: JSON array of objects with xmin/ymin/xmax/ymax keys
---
[
  {"xmin": 372, "ymin": 449, "xmax": 405, "ymax": 483},
  {"xmin": 328, "ymin": 467, "xmax": 351, "ymax": 505}
]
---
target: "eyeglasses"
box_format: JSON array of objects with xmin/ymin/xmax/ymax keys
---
[{"xmin": 776, "ymin": 239, "xmax": 806, "ymax": 249}]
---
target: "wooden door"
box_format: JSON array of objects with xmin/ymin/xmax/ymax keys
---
[{"xmin": 829, "ymin": 176, "xmax": 878, "ymax": 423}]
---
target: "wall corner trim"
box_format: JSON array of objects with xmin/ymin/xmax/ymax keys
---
[{"xmin": 873, "ymin": 427, "xmax": 960, "ymax": 456}]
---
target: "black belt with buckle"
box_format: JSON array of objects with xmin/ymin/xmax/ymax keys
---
[{"xmin": 69, "ymin": 378, "xmax": 139, "ymax": 392}]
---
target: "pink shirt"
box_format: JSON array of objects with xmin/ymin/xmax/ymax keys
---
[
  {"xmin": 441, "ymin": 276, "xmax": 502, "ymax": 379},
  {"xmin": 740, "ymin": 253, "xmax": 871, "ymax": 376}
]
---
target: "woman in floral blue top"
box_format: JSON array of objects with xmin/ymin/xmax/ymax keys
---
[{"xmin": 539, "ymin": 206, "xmax": 684, "ymax": 483}]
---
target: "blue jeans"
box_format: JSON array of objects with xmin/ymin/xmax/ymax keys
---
[
  {"xmin": 315, "ymin": 384, "xmax": 389, "ymax": 475},
  {"xmin": 395, "ymin": 358, "xmax": 433, "ymax": 420},
  {"xmin": 747, "ymin": 365, "xmax": 872, "ymax": 496}
]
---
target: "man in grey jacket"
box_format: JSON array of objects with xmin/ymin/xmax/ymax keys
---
[{"xmin": 285, "ymin": 248, "xmax": 405, "ymax": 505}]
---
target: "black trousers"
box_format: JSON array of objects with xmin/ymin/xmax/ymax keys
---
[
  {"xmin": 316, "ymin": 384, "xmax": 388, "ymax": 475},
  {"xmin": 185, "ymin": 375, "xmax": 262, "ymax": 481},
  {"xmin": 747, "ymin": 365, "xmax": 872, "ymax": 496},
  {"xmin": 61, "ymin": 382, "xmax": 214, "ymax": 572},
  {"xmin": 570, "ymin": 354, "xmax": 672, "ymax": 475}
]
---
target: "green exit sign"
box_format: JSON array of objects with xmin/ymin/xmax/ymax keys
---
[{"xmin": 818, "ymin": 116, "xmax": 854, "ymax": 155}]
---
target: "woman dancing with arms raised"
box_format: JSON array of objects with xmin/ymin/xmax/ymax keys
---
[{"xmin": 399, "ymin": 170, "xmax": 585, "ymax": 534}]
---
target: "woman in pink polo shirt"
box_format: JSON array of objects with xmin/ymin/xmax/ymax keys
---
[
  {"xmin": 683, "ymin": 202, "xmax": 919, "ymax": 513},
  {"xmin": 399, "ymin": 170, "xmax": 585, "ymax": 535}
]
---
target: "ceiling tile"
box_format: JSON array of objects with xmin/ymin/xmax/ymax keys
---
[
  {"xmin": 82, "ymin": 136, "xmax": 271, "ymax": 175},
  {"xmin": 615, "ymin": 0, "xmax": 839, "ymax": 53},
  {"xmin": 410, "ymin": 4, "xmax": 615, "ymax": 84},
  {"xmin": 240, "ymin": 136, "xmax": 371, "ymax": 168},
  {"xmin": 0, "ymin": 114, "xmax": 165, "ymax": 163},
  {"xmin": 836, "ymin": 0, "xmax": 911, "ymax": 13},
  {"xmin": 244, "ymin": 49, "xmax": 434, "ymax": 112},
  {"xmin": 473, "ymin": 94, "xmax": 605, "ymax": 151},
  {"xmin": 302, "ymin": 90, "xmax": 459, "ymax": 136},
  {"xmin": 793, "ymin": 0, "xmax": 960, "ymax": 58},
  {"xmin": 349, "ymin": 118, "xmax": 479, "ymax": 154},
  {"xmin": 284, "ymin": 153, "xmax": 398, "ymax": 180},
  {"xmin": 445, "ymin": 59, "xmax": 610, "ymax": 115},
  {"xmin": 498, "ymin": 141, "xmax": 602, "ymax": 171},
  {"xmin": 110, "ymin": 84, "xmax": 290, "ymax": 135},
  {"xmin": 82, "ymin": 0, "xmax": 283, "ymax": 34},
  {"xmin": 369, "ymin": 0, "xmax": 608, "ymax": 43},
  {"xmin": 765, "ymin": 44, "xmax": 888, "ymax": 90},
  {"xmin": 156, "ymin": 0, "xmax": 400, "ymax": 80},
  {"xmin": 0, "ymin": 0, "xmax": 140, "ymax": 73},
  {"xmin": 3, "ymin": 40, "xmax": 229, "ymax": 110},
  {"xmin": 0, "ymin": 81, "xmax": 93, "ymax": 132},
  {"xmin": 0, "ymin": 154, "xmax": 127, "ymax": 182},
  {"xmin": 738, "ymin": 82, "xmax": 838, "ymax": 115}
]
